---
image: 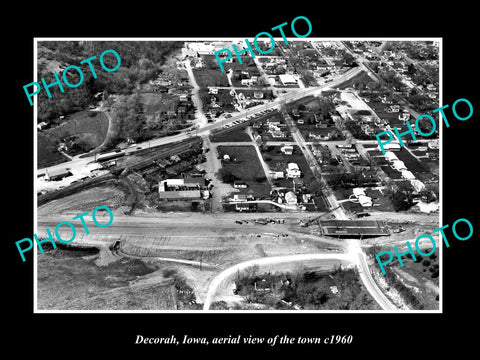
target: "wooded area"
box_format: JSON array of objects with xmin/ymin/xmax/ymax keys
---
[{"xmin": 37, "ymin": 41, "xmax": 183, "ymax": 122}]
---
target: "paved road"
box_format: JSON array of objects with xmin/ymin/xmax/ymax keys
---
[
  {"xmin": 346, "ymin": 239, "xmax": 397, "ymax": 311},
  {"xmin": 38, "ymin": 66, "xmax": 363, "ymax": 174}
]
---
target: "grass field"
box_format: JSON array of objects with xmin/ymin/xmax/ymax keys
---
[
  {"xmin": 217, "ymin": 145, "xmax": 266, "ymax": 182},
  {"xmin": 37, "ymin": 133, "xmax": 69, "ymax": 169},
  {"xmin": 39, "ymin": 111, "xmax": 109, "ymax": 163}
]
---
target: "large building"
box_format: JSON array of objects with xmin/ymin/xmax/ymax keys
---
[
  {"xmin": 45, "ymin": 168, "xmax": 71, "ymax": 181},
  {"xmin": 158, "ymin": 177, "xmax": 207, "ymax": 200}
]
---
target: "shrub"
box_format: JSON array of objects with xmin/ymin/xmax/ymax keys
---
[{"xmin": 422, "ymin": 260, "xmax": 431, "ymax": 267}]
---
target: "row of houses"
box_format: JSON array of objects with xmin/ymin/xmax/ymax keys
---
[{"xmin": 384, "ymin": 151, "xmax": 425, "ymax": 192}]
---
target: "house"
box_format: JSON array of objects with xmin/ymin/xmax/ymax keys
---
[
  {"xmin": 297, "ymin": 119, "xmax": 304, "ymax": 124},
  {"xmin": 233, "ymin": 194, "xmax": 254, "ymax": 202},
  {"xmin": 179, "ymin": 94, "xmax": 188, "ymax": 102},
  {"xmin": 281, "ymin": 145, "xmax": 293, "ymax": 155},
  {"xmin": 45, "ymin": 168, "xmax": 71, "ymax": 181},
  {"xmin": 208, "ymin": 87, "xmax": 219, "ymax": 95},
  {"xmin": 398, "ymin": 111, "xmax": 410, "ymax": 121},
  {"xmin": 385, "ymin": 151, "xmax": 398, "ymax": 162},
  {"xmin": 286, "ymin": 163, "xmax": 301, "ymax": 178},
  {"xmin": 170, "ymin": 155, "xmax": 181, "ymax": 162},
  {"xmin": 401, "ymin": 170, "xmax": 415, "ymax": 180},
  {"xmin": 383, "ymin": 143, "xmax": 401, "ymax": 151},
  {"xmin": 358, "ymin": 195, "xmax": 373, "ymax": 207},
  {"xmin": 352, "ymin": 188, "xmax": 366, "ymax": 198},
  {"xmin": 37, "ymin": 121, "xmax": 48, "ymax": 130},
  {"xmin": 390, "ymin": 105, "xmax": 401, "ymax": 113},
  {"xmin": 233, "ymin": 181, "xmax": 248, "ymax": 189},
  {"xmin": 410, "ymin": 179, "xmax": 425, "ymax": 192},
  {"xmin": 235, "ymin": 203, "xmax": 257, "ymax": 211},
  {"xmin": 428, "ymin": 140, "xmax": 439, "ymax": 150},
  {"xmin": 223, "ymin": 154, "xmax": 231, "ymax": 161},
  {"xmin": 271, "ymin": 131, "xmax": 286, "ymax": 138},
  {"xmin": 271, "ymin": 171, "xmax": 284, "ymax": 179},
  {"xmin": 284, "ymin": 191, "xmax": 297, "ymax": 204},
  {"xmin": 392, "ymin": 160, "xmax": 407, "ymax": 171},
  {"xmin": 253, "ymin": 91, "xmax": 263, "ymax": 99}
]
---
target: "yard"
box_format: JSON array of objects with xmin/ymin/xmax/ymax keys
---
[
  {"xmin": 216, "ymin": 145, "xmax": 271, "ymax": 199},
  {"xmin": 38, "ymin": 111, "xmax": 109, "ymax": 166},
  {"xmin": 199, "ymin": 88, "xmax": 236, "ymax": 113},
  {"xmin": 37, "ymin": 133, "xmax": 70, "ymax": 169},
  {"xmin": 394, "ymin": 149, "xmax": 435, "ymax": 182},
  {"xmin": 260, "ymin": 145, "xmax": 321, "ymax": 194}
]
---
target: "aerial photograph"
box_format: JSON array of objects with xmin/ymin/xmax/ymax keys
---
[{"xmin": 35, "ymin": 38, "xmax": 440, "ymax": 311}]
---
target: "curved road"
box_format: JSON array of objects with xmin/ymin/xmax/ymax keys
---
[
  {"xmin": 203, "ymin": 247, "xmax": 397, "ymax": 311},
  {"xmin": 202, "ymin": 252, "xmax": 354, "ymax": 310}
]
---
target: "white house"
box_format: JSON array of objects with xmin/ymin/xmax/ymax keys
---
[
  {"xmin": 286, "ymin": 163, "xmax": 301, "ymax": 178},
  {"xmin": 358, "ymin": 195, "xmax": 373, "ymax": 207},
  {"xmin": 410, "ymin": 179, "xmax": 425, "ymax": 192},
  {"xmin": 401, "ymin": 170, "xmax": 415, "ymax": 180},
  {"xmin": 285, "ymin": 191, "xmax": 298, "ymax": 204},
  {"xmin": 392, "ymin": 160, "xmax": 407, "ymax": 171},
  {"xmin": 281, "ymin": 145, "xmax": 293, "ymax": 155}
]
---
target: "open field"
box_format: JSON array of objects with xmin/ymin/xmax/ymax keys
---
[{"xmin": 42, "ymin": 111, "xmax": 109, "ymax": 154}]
